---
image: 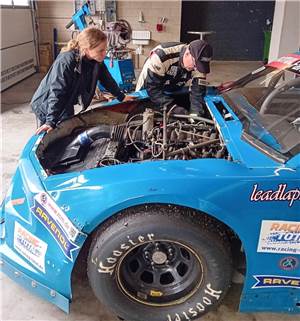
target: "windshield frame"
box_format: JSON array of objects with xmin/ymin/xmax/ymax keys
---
[{"xmin": 220, "ymin": 56, "xmax": 300, "ymax": 162}]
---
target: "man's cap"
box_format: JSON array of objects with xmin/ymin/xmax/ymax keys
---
[{"xmin": 189, "ymin": 40, "xmax": 213, "ymax": 74}]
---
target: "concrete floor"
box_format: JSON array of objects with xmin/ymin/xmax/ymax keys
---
[{"xmin": 1, "ymin": 62, "xmax": 299, "ymax": 321}]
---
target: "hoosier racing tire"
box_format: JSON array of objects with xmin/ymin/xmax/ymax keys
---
[{"xmin": 87, "ymin": 205, "xmax": 232, "ymax": 321}]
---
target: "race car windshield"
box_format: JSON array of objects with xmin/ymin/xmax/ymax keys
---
[{"xmin": 222, "ymin": 65, "xmax": 300, "ymax": 159}]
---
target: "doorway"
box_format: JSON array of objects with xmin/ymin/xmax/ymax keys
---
[{"xmin": 180, "ymin": 1, "xmax": 275, "ymax": 60}]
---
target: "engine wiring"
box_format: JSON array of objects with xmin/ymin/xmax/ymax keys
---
[{"xmin": 43, "ymin": 109, "xmax": 229, "ymax": 173}]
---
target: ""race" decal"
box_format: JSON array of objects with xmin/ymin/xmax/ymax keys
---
[
  {"xmin": 14, "ymin": 221, "xmax": 48, "ymax": 272},
  {"xmin": 257, "ymin": 220, "xmax": 300, "ymax": 255}
]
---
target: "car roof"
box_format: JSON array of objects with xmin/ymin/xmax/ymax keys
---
[{"xmin": 267, "ymin": 52, "xmax": 300, "ymax": 72}]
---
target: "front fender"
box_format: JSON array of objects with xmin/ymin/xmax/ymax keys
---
[
  {"xmin": 44, "ymin": 159, "xmax": 251, "ymax": 233},
  {"xmin": 43, "ymin": 158, "xmax": 300, "ymax": 313}
]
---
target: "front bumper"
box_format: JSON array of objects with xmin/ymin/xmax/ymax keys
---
[
  {"xmin": 0, "ymin": 135, "xmax": 78, "ymax": 313},
  {"xmin": 0, "ymin": 255, "xmax": 69, "ymax": 312}
]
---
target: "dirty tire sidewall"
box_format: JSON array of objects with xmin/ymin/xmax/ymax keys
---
[{"xmin": 87, "ymin": 206, "xmax": 232, "ymax": 321}]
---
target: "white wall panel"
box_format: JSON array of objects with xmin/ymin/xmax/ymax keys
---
[
  {"xmin": 1, "ymin": 8, "xmax": 34, "ymax": 48},
  {"xmin": 269, "ymin": 0, "xmax": 300, "ymax": 61},
  {"xmin": 0, "ymin": 8, "xmax": 36, "ymax": 91},
  {"xmin": 1, "ymin": 42, "xmax": 36, "ymax": 91}
]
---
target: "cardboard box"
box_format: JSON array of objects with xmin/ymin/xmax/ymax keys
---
[
  {"xmin": 39, "ymin": 65, "xmax": 50, "ymax": 73},
  {"xmin": 39, "ymin": 43, "xmax": 53, "ymax": 69}
]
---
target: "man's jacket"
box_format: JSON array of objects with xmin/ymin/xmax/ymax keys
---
[
  {"xmin": 31, "ymin": 50, "xmax": 125, "ymax": 127},
  {"xmin": 136, "ymin": 42, "xmax": 207, "ymax": 114}
]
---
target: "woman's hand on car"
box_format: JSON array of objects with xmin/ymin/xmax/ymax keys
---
[{"xmin": 35, "ymin": 124, "xmax": 53, "ymax": 135}]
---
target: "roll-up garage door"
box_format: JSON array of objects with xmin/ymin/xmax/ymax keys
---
[{"xmin": 1, "ymin": 4, "xmax": 37, "ymax": 91}]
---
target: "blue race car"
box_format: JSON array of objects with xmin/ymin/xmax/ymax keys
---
[{"xmin": 1, "ymin": 53, "xmax": 300, "ymax": 321}]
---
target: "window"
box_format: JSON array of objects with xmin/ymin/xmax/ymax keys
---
[
  {"xmin": 0, "ymin": 0, "xmax": 29, "ymax": 6},
  {"xmin": 0, "ymin": 0, "xmax": 13, "ymax": 5},
  {"xmin": 13, "ymin": 0, "xmax": 29, "ymax": 5}
]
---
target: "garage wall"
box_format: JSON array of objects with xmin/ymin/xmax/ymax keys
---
[
  {"xmin": 36, "ymin": 1, "xmax": 74, "ymax": 45},
  {"xmin": 36, "ymin": 0, "xmax": 181, "ymax": 66},
  {"xmin": 117, "ymin": 0, "xmax": 181, "ymax": 64},
  {"xmin": 269, "ymin": 0, "xmax": 300, "ymax": 61}
]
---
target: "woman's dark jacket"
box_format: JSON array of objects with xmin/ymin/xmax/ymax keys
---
[{"xmin": 31, "ymin": 50, "xmax": 125, "ymax": 127}]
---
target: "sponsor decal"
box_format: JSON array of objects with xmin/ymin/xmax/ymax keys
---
[
  {"xmin": 279, "ymin": 256, "xmax": 299, "ymax": 271},
  {"xmin": 251, "ymin": 66, "xmax": 266, "ymax": 75},
  {"xmin": 31, "ymin": 194, "xmax": 79, "ymax": 261},
  {"xmin": 166, "ymin": 284, "xmax": 222, "ymax": 321},
  {"xmin": 268, "ymin": 54, "xmax": 300, "ymax": 69},
  {"xmin": 11, "ymin": 198, "xmax": 25, "ymax": 206},
  {"xmin": 35, "ymin": 193, "xmax": 79, "ymax": 241},
  {"xmin": 14, "ymin": 221, "xmax": 47, "ymax": 273},
  {"xmin": 257, "ymin": 220, "xmax": 300, "ymax": 255},
  {"xmin": 250, "ymin": 184, "xmax": 300, "ymax": 207},
  {"xmin": 91, "ymin": 233, "xmax": 155, "ymax": 276},
  {"xmin": 288, "ymin": 61, "xmax": 300, "ymax": 75},
  {"xmin": 252, "ymin": 275, "xmax": 300, "ymax": 289},
  {"xmin": 276, "ymin": 56, "xmax": 299, "ymax": 65},
  {"xmin": 150, "ymin": 290, "xmax": 163, "ymax": 297}
]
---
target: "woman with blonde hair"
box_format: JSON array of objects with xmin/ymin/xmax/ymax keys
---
[{"xmin": 31, "ymin": 27, "xmax": 135, "ymax": 134}]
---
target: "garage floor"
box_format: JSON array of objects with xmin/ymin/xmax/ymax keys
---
[{"xmin": 1, "ymin": 62, "xmax": 299, "ymax": 321}]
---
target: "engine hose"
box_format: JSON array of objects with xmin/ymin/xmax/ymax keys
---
[
  {"xmin": 167, "ymin": 138, "xmax": 220, "ymax": 157},
  {"xmin": 69, "ymin": 125, "xmax": 112, "ymax": 148}
]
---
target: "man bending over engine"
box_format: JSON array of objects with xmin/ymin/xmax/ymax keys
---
[{"xmin": 136, "ymin": 40, "xmax": 213, "ymax": 117}]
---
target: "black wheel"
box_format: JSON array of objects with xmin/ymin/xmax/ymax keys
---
[{"xmin": 87, "ymin": 205, "xmax": 232, "ymax": 321}]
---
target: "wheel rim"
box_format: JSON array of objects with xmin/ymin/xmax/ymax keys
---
[{"xmin": 116, "ymin": 240, "xmax": 204, "ymax": 307}]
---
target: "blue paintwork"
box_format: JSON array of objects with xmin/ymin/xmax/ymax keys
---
[
  {"xmin": 0, "ymin": 258, "xmax": 69, "ymax": 312},
  {"xmin": 69, "ymin": 2, "xmax": 91, "ymax": 31},
  {"xmin": 102, "ymin": 57, "xmax": 136, "ymax": 92},
  {"xmin": 1, "ymin": 73, "xmax": 300, "ymax": 315},
  {"xmin": 89, "ymin": 88, "xmax": 148, "ymax": 108}
]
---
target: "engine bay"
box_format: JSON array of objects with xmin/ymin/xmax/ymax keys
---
[{"xmin": 37, "ymin": 106, "xmax": 230, "ymax": 174}]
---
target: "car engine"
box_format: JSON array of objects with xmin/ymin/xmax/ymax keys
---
[{"xmin": 39, "ymin": 108, "xmax": 229, "ymax": 174}]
